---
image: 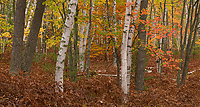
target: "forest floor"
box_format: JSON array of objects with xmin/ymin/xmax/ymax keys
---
[{"xmin": 0, "ymin": 49, "xmax": 200, "ymax": 106}]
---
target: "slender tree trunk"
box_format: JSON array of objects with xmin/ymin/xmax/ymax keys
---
[
  {"xmin": 147, "ymin": 0, "xmax": 153, "ymax": 44},
  {"xmin": 113, "ymin": 0, "xmax": 117, "ymax": 66},
  {"xmin": 79, "ymin": 0, "xmax": 87, "ymax": 72},
  {"xmin": 135, "ymin": 0, "xmax": 148, "ymax": 91},
  {"xmin": 157, "ymin": 2, "xmax": 163, "ymax": 73},
  {"xmin": 181, "ymin": 0, "xmax": 199, "ymax": 85},
  {"xmin": 25, "ymin": 0, "xmax": 31, "ymax": 25},
  {"xmin": 23, "ymin": 0, "xmax": 37, "ymax": 41},
  {"xmin": 171, "ymin": 0, "xmax": 175, "ymax": 51},
  {"xmin": 68, "ymin": 36, "xmax": 74, "ymax": 81},
  {"xmin": 166, "ymin": 8, "xmax": 169, "ymax": 51},
  {"xmin": 106, "ymin": 0, "xmax": 110, "ymax": 61},
  {"xmin": 70, "ymin": 6, "xmax": 79, "ymax": 81},
  {"xmin": 163, "ymin": 0, "xmax": 167, "ymax": 53},
  {"xmin": 83, "ymin": 23, "xmax": 89, "ymax": 59},
  {"xmin": 6, "ymin": 0, "xmax": 12, "ymax": 22},
  {"xmin": 86, "ymin": 0, "xmax": 92, "ymax": 78},
  {"xmin": 177, "ymin": 0, "xmax": 190, "ymax": 86},
  {"xmin": 55, "ymin": 0, "xmax": 78, "ymax": 92},
  {"xmin": 9, "ymin": 0, "xmax": 26, "ymax": 76}
]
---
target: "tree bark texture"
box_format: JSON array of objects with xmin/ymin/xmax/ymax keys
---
[
  {"xmin": 79, "ymin": 0, "xmax": 87, "ymax": 72},
  {"xmin": 22, "ymin": 0, "xmax": 46, "ymax": 75},
  {"xmin": 121, "ymin": 0, "xmax": 132, "ymax": 95},
  {"xmin": 177, "ymin": 0, "xmax": 187, "ymax": 86},
  {"xmin": 55, "ymin": 0, "xmax": 78, "ymax": 92},
  {"xmin": 127, "ymin": 0, "xmax": 141, "ymax": 94},
  {"xmin": 86, "ymin": 0, "xmax": 92, "ymax": 78},
  {"xmin": 9, "ymin": 0, "xmax": 26, "ymax": 76},
  {"xmin": 135, "ymin": 0, "xmax": 148, "ymax": 91},
  {"xmin": 181, "ymin": 0, "xmax": 199, "ymax": 85}
]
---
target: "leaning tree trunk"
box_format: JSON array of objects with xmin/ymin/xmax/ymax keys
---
[
  {"xmin": 23, "ymin": 0, "xmax": 37, "ymax": 41},
  {"xmin": 9, "ymin": 0, "xmax": 26, "ymax": 76},
  {"xmin": 135, "ymin": 0, "xmax": 148, "ymax": 91},
  {"xmin": 177, "ymin": 0, "xmax": 191, "ymax": 86},
  {"xmin": 22, "ymin": 0, "xmax": 46, "ymax": 75},
  {"xmin": 24, "ymin": 0, "xmax": 31, "ymax": 26},
  {"xmin": 55, "ymin": 0, "xmax": 78, "ymax": 92},
  {"xmin": 121, "ymin": 0, "xmax": 132, "ymax": 102},
  {"xmin": 181, "ymin": 0, "xmax": 199, "ymax": 85}
]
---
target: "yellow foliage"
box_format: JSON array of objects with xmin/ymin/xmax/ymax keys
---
[{"xmin": 1, "ymin": 32, "xmax": 11, "ymax": 38}]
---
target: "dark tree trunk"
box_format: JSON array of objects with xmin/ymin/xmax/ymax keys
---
[
  {"xmin": 70, "ymin": 5, "xmax": 79, "ymax": 82},
  {"xmin": 135, "ymin": 0, "xmax": 148, "ymax": 91},
  {"xmin": 177, "ymin": 0, "xmax": 188, "ymax": 87},
  {"xmin": 171, "ymin": 0, "xmax": 174, "ymax": 51},
  {"xmin": 22, "ymin": 0, "xmax": 46, "ymax": 75},
  {"xmin": 69, "ymin": 37, "xmax": 74, "ymax": 81},
  {"xmin": 181, "ymin": 0, "xmax": 199, "ymax": 85},
  {"xmin": 9, "ymin": 0, "xmax": 26, "ymax": 76},
  {"xmin": 86, "ymin": 0, "xmax": 92, "ymax": 78}
]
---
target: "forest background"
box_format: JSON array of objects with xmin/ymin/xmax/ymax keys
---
[{"xmin": 0, "ymin": 0, "xmax": 200, "ymax": 106}]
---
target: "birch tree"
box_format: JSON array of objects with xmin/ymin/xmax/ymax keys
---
[
  {"xmin": 23, "ymin": 0, "xmax": 37, "ymax": 41},
  {"xmin": 79, "ymin": 0, "xmax": 87, "ymax": 72},
  {"xmin": 127, "ymin": 0, "xmax": 141, "ymax": 93},
  {"xmin": 181, "ymin": 0, "xmax": 199, "ymax": 85},
  {"xmin": 121, "ymin": 0, "xmax": 132, "ymax": 99},
  {"xmin": 55, "ymin": 0, "xmax": 78, "ymax": 92},
  {"xmin": 113, "ymin": 0, "xmax": 117, "ymax": 66}
]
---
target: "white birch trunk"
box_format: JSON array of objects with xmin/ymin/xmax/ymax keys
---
[
  {"xmin": 185, "ymin": 2, "xmax": 188, "ymax": 45},
  {"xmin": 23, "ymin": 0, "xmax": 37, "ymax": 41},
  {"xmin": 158, "ymin": 36, "xmax": 162, "ymax": 73},
  {"xmin": 83, "ymin": 23, "xmax": 89, "ymax": 56},
  {"xmin": 121, "ymin": 0, "xmax": 132, "ymax": 96},
  {"xmin": 91, "ymin": 30, "xmax": 95, "ymax": 45},
  {"xmin": 127, "ymin": 0, "xmax": 141, "ymax": 94},
  {"xmin": 79, "ymin": 22, "xmax": 89, "ymax": 72},
  {"xmin": 55, "ymin": 0, "xmax": 78, "ymax": 92},
  {"xmin": 79, "ymin": 7, "xmax": 87, "ymax": 72},
  {"xmin": 79, "ymin": 0, "xmax": 94, "ymax": 72},
  {"xmin": 25, "ymin": 0, "xmax": 31, "ymax": 25},
  {"xmin": 113, "ymin": 0, "xmax": 117, "ymax": 66}
]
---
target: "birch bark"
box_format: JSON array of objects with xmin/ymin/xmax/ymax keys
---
[
  {"xmin": 127, "ymin": 0, "xmax": 141, "ymax": 94},
  {"xmin": 113, "ymin": 0, "xmax": 117, "ymax": 66},
  {"xmin": 79, "ymin": 0, "xmax": 87, "ymax": 72},
  {"xmin": 121, "ymin": 0, "xmax": 132, "ymax": 96},
  {"xmin": 55, "ymin": 0, "xmax": 78, "ymax": 92},
  {"xmin": 23, "ymin": 0, "xmax": 37, "ymax": 41}
]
